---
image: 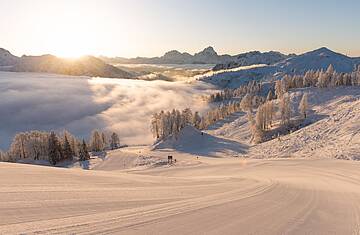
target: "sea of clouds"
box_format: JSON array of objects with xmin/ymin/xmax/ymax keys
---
[{"xmin": 0, "ymin": 72, "xmax": 215, "ymax": 149}]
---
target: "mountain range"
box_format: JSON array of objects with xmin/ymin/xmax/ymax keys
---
[
  {"xmin": 0, "ymin": 47, "xmax": 359, "ymax": 82},
  {"xmin": 0, "ymin": 49, "xmax": 134, "ymax": 79},
  {"xmin": 100, "ymin": 46, "xmax": 290, "ymax": 66}
]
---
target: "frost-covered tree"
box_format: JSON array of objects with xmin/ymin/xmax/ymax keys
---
[
  {"xmin": 0, "ymin": 150, "xmax": 11, "ymax": 162},
  {"xmin": 282, "ymin": 75, "xmax": 291, "ymax": 93},
  {"xmin": 110, "ymin": 132, "xmax": 120, "ymax": 150},
  {"xmin": 265, "ymin": 101, "xmax": 274, "ymax": 128},
  {"xmin": 317, "ymin": 70, "xmax": 328, "ymax": 88},
  {"xmin": 240, "ymin": 94, "xmax": 252, "ymax": 112},
  {"xmin": 266, "ymin": 90, "xmax": 274, "ymax": 101},
  {"xmin": 280, "ymin": 94, "xmax": 291, "ymax": 126},
  {"xmin": 101, "ymin": 132, "xmax": 107, "ymax": 149},
  {"xmin": 248, "ymin": 111, "xmax": 263, "ymax": 143},
  {"xmin": 182, "ymin": 108, "xmax": 193, "ymax": 125},
  {"xmin": 150, "ymin": 113, "xmax": 160, "ymax": 139},
  {"xmin": 193, "ymin": 111, "xmax": 202, "ymax": 129},
  {"xmin": 90, "ymin": 130, "xmax": 104, "ymax": 152},
  {"xmin": 299, "ymin": 93, "xmax": 309, "ymax": 119},
  {"xmin": 303, "ymin": 71, "xmax": 314, "ymax": 87},
  {"xmin": 255, "ymin": 104, "xmax": 266, "ymax": 131},
  {"xmin": 275, "ymin": 80, "xmax": 283, "ymax": 99},
  {"xmin": 9, "ymin": 131, "xmax": 50, "ymax": 161},
  {"xmin": 9, "ymin": 133, "xmax": 27, "ymax": 159}
]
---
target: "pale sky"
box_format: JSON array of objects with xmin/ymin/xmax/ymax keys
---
[{"xmin": 0, "ymin": 0, "xmax": 359, "ymax": 58}]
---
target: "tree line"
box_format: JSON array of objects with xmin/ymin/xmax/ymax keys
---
[
  {"xmin": 0, "ymin": 129, "xmax": 121, "ymax": 165},
  {"xmin": 275, "ymin": 64, "xmax": 360, "ymax": 95},
  {"xmin": 150, "ymin": 95, "xmax": 266, "ymax": 141}
]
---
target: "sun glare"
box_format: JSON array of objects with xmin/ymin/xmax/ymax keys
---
[
  {"xmin": 52, "ymin": 46, "xmax": 87, "ymax": 59},
  {"xmin": 35, "ymin": 2, "xmax": 106, "ymax": 59},
  {"xmin": 49, "ymin": 35, "xmax": 92, "ymax": 59}
]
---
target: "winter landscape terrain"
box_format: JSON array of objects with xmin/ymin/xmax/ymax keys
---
[
  {"xmin": 1, "ymin": 43, "xmax": 360, "ymax": 234},
  {"xmin": 3, "ymin": 0, "xmax": 360, "ymax": 233}
]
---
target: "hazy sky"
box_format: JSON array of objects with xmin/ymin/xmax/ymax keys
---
[{"xmin": 0, "ymin": 0, "xmax": 359, "ymax": 57}]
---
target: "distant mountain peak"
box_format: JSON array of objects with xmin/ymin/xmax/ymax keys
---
[
  {"xmin": 0, "ymin": 48, "xmax": 10, "ymax": 53},
  {"xmin": 308, "ymin": 47, "xmax": 336, "ymax": 55},
  {"xmin": 0, "ymin": 47, "xmax": 19, "ymax": 66},
  {"xmin": 197, "ymin": 46, "xmax": 218, "ymax": 56},
  {"xmin": 164, "ymin": 50, "xmax": 182, "ymax": 56}
]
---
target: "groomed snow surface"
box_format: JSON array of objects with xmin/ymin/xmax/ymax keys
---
[{"xmin": 1, "ymin": 86, "xmax": 360, "ymax": 234}]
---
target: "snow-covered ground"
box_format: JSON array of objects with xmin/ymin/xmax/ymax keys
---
[{"xmin": 1, "ymin": 156, "xmax": 360, "ymax": 234}]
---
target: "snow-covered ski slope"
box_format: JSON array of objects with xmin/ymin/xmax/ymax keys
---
[{"xmin": 1, "ymin": 157, "xmax": 360, "ymax": 234}]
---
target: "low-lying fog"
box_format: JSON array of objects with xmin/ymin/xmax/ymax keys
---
[
  {"xmin": 116, "ymin": 64, "xmax": 214, "ymax": 81},
  {"xmin": 0, "ymin": 72, "xmax": 215, "ymax": 149}
]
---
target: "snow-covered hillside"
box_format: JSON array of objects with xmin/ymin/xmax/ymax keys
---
[
  {"xmin": 250, "ymin": 87, "xmax": 360, "ymax": 160},
  {"xmin": 213, "ymin": 51, "xmax": 289, "ymax": 71},
  {"xmin": 202, "ymin": 47, "xmax": 360, "ymax": 88},
  {"xmin": 276, "ymin": 47, "xmax": 358, "ymax": 74},
  {"xmin": 202, "ymin": 86, "xmax": 360, "ymax": 160}
]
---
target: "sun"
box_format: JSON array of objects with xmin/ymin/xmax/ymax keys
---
[
  {"xmin": 53, "ymin": 50, "xmax": 87, "ymax": 59},
  {"xmin": 51, "ymin": 38, "xmax": 91, "ymax": 59}
]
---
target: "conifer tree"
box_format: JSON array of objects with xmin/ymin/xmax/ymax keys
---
[
  {"xmin": 48, "ymin": 132, "xmax": 62, "ymax": 165},
  {"xmin": 79, "ymin": 139, "xmax": 90, "ymax": 161},
  {"xmin": 62, "ymin": 135, "xmax": 73, "ymax": 161}
]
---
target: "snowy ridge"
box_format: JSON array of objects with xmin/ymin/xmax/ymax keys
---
[
  {"xmin": 275, "ymin": 47, "xmax": 358, "ymax": 74},
  {"xmin": 101, "ymin": 46, "xmax": 232, "ymax": 65},
  {"xmin": 100, "ymin": 46, "xmax": 288, "ymax": 66},
  {"xmin": 202, "ymin": 47, "xmax": 360, "ymax": 88},
  {"xmin": 213, "ymin": 51, "xmax": 289, "ymax": 71}
]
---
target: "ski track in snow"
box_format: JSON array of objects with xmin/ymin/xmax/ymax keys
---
[{"xmin": 1, "ymin": 158, "xmax": 360, "ymax": 234}]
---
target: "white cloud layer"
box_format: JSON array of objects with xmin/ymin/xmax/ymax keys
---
[{"xmin": 0, "ymin": 72, "xmax": 214, "ymax": 149}]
